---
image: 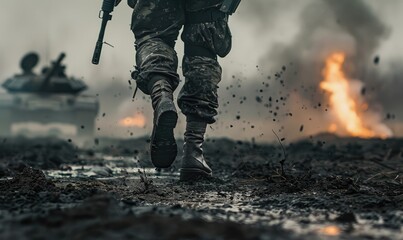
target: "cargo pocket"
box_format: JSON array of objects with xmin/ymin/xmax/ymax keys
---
[{"xmin": 213, "ymin": 19, "xmax": 232, "ymax": 58}]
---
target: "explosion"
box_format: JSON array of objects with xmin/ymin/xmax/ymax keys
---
[
  {"xmin": 119, "ymin": 114, "xmax": 146, "ymax": 128},
  {"xmin": 320, "ymin": 53, "xmax": 392, "ymax": 139},
  {"xmin": 318, "ymin": 225, "xmax": 341, "ymax": 236}
]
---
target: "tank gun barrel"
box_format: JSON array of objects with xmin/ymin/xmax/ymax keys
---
[{"xmin": 40, "ymin": 53, "xmax": 66, "ymax": 90}]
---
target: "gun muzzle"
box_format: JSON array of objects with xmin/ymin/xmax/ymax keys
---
[{"xmin": 92, "ymin": 40, "xmax": 104, "ymax": 65}]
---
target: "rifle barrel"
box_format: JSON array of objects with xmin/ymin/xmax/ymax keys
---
[
  {"xmin": 92, "ymin": 16, "xmax": 110, "ymax": 65},
  {"xmin": 92, "ymin": 0, "xmax": 116, "ymax": 65}
]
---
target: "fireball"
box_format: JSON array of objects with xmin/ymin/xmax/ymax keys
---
[
  {"xmin": 320, "ymin": 53, "xmax": 392, "ymax": 138},
  {"xmin": 119, "ymin": 114, "xmax": 146, "ymax": 128}
]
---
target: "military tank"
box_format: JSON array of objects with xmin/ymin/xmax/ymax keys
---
[{"xmin": 0, "ymin": 52, "xmax": 99, "ymax": 138}]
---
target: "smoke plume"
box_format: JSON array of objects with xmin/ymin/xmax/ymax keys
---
[{"xmin": 213, "ymin": 0, "xmax": 402, "ymax": 141}]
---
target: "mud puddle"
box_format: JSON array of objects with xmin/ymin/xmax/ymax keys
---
[{"xmin": 45, "ymin": 155, "xmax": 178, "ymax": 180}]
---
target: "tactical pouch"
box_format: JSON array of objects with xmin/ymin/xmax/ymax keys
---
[{"xmin": 220, "ymin": 0, "xmax": 241, "ymax": 15}]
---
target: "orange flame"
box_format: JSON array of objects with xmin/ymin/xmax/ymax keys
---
[
  {"xmin": 318, "ymin": 225, "xmax": 341, "ymax": 236},
  {"xmin": 329, "ymin": 123, "xmax": 338, "ymax": 133},
  {"xmin": 119, "ymin": 114, "xmax": 146, "ymax": 128},
  {"xmin": 320, "ymin": 53, "xmax": 392, "ymax": 138}
]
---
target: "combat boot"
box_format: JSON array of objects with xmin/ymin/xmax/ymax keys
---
[
  {"xmin": 180, "ymin": 120, "xmax": 212, "ymax": 181},
  {"xmin": 149, "ymin": 78, "xmax": 178, "ymax": 168}
]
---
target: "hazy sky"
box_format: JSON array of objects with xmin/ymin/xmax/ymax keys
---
[{"xmin": 1, "ymin": 0, "xmax": 402, "ymax": 141}]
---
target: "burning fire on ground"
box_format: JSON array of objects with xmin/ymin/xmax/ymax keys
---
[
  {"xmin": 320, "ymin": 53, "xmax": 392, "ymax": 139},
  {"xmin": 119, "ymin": 114, "xmax": 146, "ymax": 128}
]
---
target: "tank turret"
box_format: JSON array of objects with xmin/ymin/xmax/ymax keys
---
[{"xmin": 2, "ymin": 52, "xmax": 87, "ymax": 94}]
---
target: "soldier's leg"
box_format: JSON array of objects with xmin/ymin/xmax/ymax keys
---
[
  {"xmin": 178, "ymin": 1, "xmax": 233, "ymax": 181},
  {"xmin": 131, "ymin": 0, "xmax": 185, "ymax": 168}
]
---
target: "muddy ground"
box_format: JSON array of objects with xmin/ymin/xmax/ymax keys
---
[{"xmin": 0, "ymin": 135, "xmax": 402, "ymax": 240}]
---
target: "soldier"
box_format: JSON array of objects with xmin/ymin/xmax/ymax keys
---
[{"xmin": 127, "ymin": 0, "xmax": 237, "ymax": 181}]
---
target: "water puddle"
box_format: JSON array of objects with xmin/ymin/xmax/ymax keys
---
[
  {"xmin": 45, "ymin": 155, "xmax": 178, "ymax": 180},
  {"xmin": 173, "ymin": 191, "xmax": 402, "ymax": 238}
]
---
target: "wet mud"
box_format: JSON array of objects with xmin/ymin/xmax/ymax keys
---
[{"xmin": 0, "ymin": 135, "xmax": 402, "ymax": 239}]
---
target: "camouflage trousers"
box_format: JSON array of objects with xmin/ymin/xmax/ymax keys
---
[{"xmin": 131, "ymin": 0, "xmax": 232, "ymax": 123}]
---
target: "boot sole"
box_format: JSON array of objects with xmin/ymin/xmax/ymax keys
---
[
  {"xmin": 150, "ymin": 101, "xmax": 178, "ymax": 168},
  {"xmin": 180, "ymin": 168, "xmax": 213, "ymax": 182}
]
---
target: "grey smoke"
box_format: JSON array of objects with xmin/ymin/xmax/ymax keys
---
[
  {"xmin": 213, "ymin": 0, "xmax": 402, "ymax": 140},
  {"xmin": 265, "ymin": 0, "xmax": 390, "ymax": 86}
]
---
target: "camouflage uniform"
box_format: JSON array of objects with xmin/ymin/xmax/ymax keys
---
[{"xmin": 131, "ymin": 0, "xmax": 232, "ymax": 124}]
